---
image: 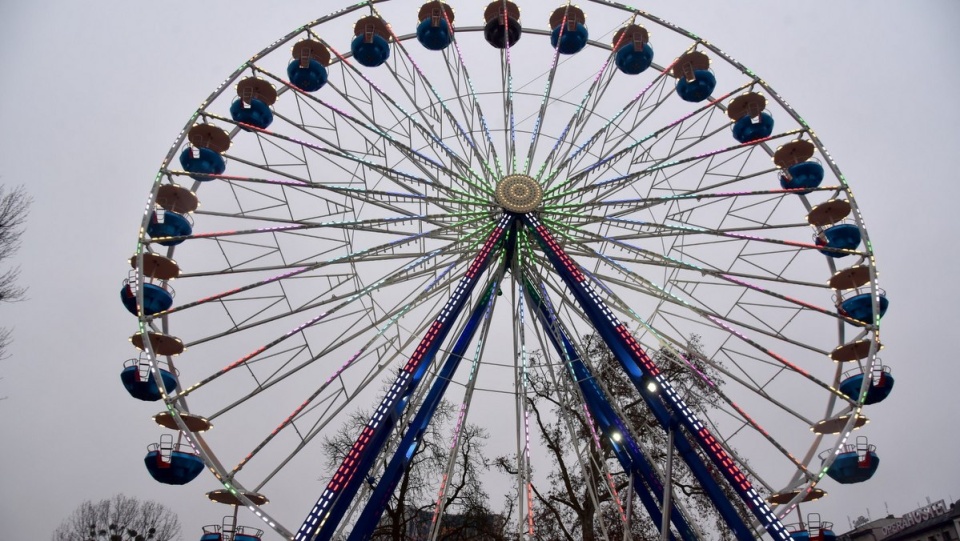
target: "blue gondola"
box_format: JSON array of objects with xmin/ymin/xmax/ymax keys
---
[
  {"xmin": 838, "ymin": 292, "xmax": 889, "ymax": 324},
  {"xmin": 120, "ymin": 282, "xmax": 173, "ymax": 316},
  {"xmin": 793, "ymin": 528, "xmax": 837, "ymax": 541},
  {"xmin": 201, "ymin": 533, "xmax": 261, "ymax": 541},
  {"xmin": 823, "ymin": 441, "xmax": 879, "ymax": 484},
  {"xmin": 792, "ymin": 529, "xmax": 837, "ymax": 541},
  {"xmin": 483, "ymin": 1, "xmax": 521, "ymax": 48},
  {"xmin": 352, "ymin": 16, "xmax": 391, "ymax": 67},
  {"xmin": 839, "ymin": 367, "xmax": 894, "ymax": 405},
  {"xmin": 780, "ymin": 161, "xmax": 824, "ymax": 193},
  {"xmin": 614, "ymin": 26, "xmax": 654, "ymax": 75},
  {"xmin": 676, "ymin": 69, "xmax": 716, "ymax": 102},
  {"xmin": 147, "ymin": 210, "xmax": 192, "ymax": 246},
  {"xmin": 549, "ymin": 7, "xmax": 588, "ymax": 55},
  {"xmin": 179, "ymin": 147, "xmax": 225, "ymax": 181},
  {"xmin": 732, "ymin": 112, "xmax": 774, "ymax": 143},
  {"xmin": 287, "ymin": 58, "xmax": 328, "ymax": 91},
  {"xmin": 120, "ymin": 359, "xmax": 178, "ymax": 401},
  {"xmin": 417, "ymin": 2, "xmax": 455, "ymax": 51},
  {"xmin": 789, "ymin": 516, "xmax": 837, "ymax": 541},
  {"xmin": 230, "ymin": 98, "xmax": 273, "ymax": 130},
  {"xmin": 144, "ymin": 443, "xmax": 204, "ymax": 485},
  {"xmin": 200, "ymin": 524, "xmax": 263, "ymax": 541},
  {"xmin": 417, "ymin": 17, "xmax": 453, "ymax": 50},
  {"xmin": 351, "ymin": 34, "xmax": 391, "ymax": 67},
  {"xmin": 288, "ymin": 40, "xmax": 330, "ymax": 91},
  {"xmin": 791, "ymin": 527, "xmax": 837, "ymax": 541},
  {"xmin": 551, "ymin": 22, "xmax": 588, "ymax": 55},
  {"xmin": 816, "ymin": 223, "xmax": 861, "ymax": 257}
]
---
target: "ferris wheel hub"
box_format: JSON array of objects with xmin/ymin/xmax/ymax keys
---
[{"xmin": 495, "ymin": 174, "xmax": 542, "ymax": 213}]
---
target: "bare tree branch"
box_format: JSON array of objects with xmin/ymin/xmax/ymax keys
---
[
  {"xmin": 323, "ymin": 397, "xmax": 507, "ymax": 540},
  {"xmin": 51, "ymin": 494, "xmax": 181, "ymax": 541},
  {"xmin": 0, "ymin": 184, "xmax": 30, "ymax": 394},
  {"xmin": 524, "ymin": 333, "xmax": 745, "ymax": 539},
  {"xmin": 0, "ymin": 184, "xmax": 30, "ymax": 303}
]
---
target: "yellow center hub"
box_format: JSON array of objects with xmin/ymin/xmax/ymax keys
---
[{"xmin": 495, "ymin": 174, "xmax": 543, "ymax": 213}]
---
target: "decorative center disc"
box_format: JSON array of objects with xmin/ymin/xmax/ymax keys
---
[{"xmin": 495, "ymin": 174, "xmax": 543, "ymax": 213}]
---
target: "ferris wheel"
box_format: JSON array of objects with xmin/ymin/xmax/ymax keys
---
[{"xmin": 121, "ymin": 1, "xmax": 892, "ymax": 539}]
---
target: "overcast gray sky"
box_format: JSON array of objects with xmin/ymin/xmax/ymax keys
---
[{"xmin": 1, "ymin": 2, "xmax": 958, "ymax": 540}]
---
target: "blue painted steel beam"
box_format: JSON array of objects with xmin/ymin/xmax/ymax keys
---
[
  {"xmin": 521, "ymin": 213, "xmax": 789, "ymax": 541},
  {"xmin": 296, "ymin": 214, "xmax": 517, "ymax": 541},
  {"xmin": 347, "ymin": 278, "xmax": 503, "ymax": 541},
  {"xmin": 522, "ymin": 278, "xmax": 697, "ymax": 541}
]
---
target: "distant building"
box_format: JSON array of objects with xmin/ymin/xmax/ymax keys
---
[{"xmin": 839, "ymin": 500, "xmax": 960, "ymax": 541}]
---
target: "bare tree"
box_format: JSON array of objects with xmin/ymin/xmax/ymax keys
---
[
  {"xmin": 322, "ymin": 399, "xmax": 509, "ymax": 540},
  {"xmin": 52, "ymin": 494, "xmax": 181, "ymax": 541},
  {"xmin": 0, "ymin": 184, "xmax": 30, "ymax": 370},
  {"xmin": 508, "ymin": 334, "xmax": 744, "ymax": 541},
  {"xmin": 0, "ymin": 184, "xmax": 30, "ymax": 304},
  {"xmin": 0, "ymin": 184, "xmax": 30, "ymax": 398}
]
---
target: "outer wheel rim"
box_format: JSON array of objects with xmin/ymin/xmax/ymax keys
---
[{"xmin": 129, "ymin": 2, "xmax": 884, "ymax": 538}]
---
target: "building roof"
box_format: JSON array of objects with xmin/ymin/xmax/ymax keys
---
[{"xmin": 839, "ymin": 500, "xmax": 960, "ymax": 541}]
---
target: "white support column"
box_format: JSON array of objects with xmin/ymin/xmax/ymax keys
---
[{"xmin": 661, "ymin": 422, "xmax": 675, "ymax": 541}]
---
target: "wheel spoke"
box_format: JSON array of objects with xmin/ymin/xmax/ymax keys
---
[{"xmin": 297, "ymin": 213, "xmax": 515, "ymax": 540}]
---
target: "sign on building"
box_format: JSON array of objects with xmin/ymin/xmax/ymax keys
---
[{"xmin": 881, "ymin": 500, "xmax": 948, "ymax": 538}]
